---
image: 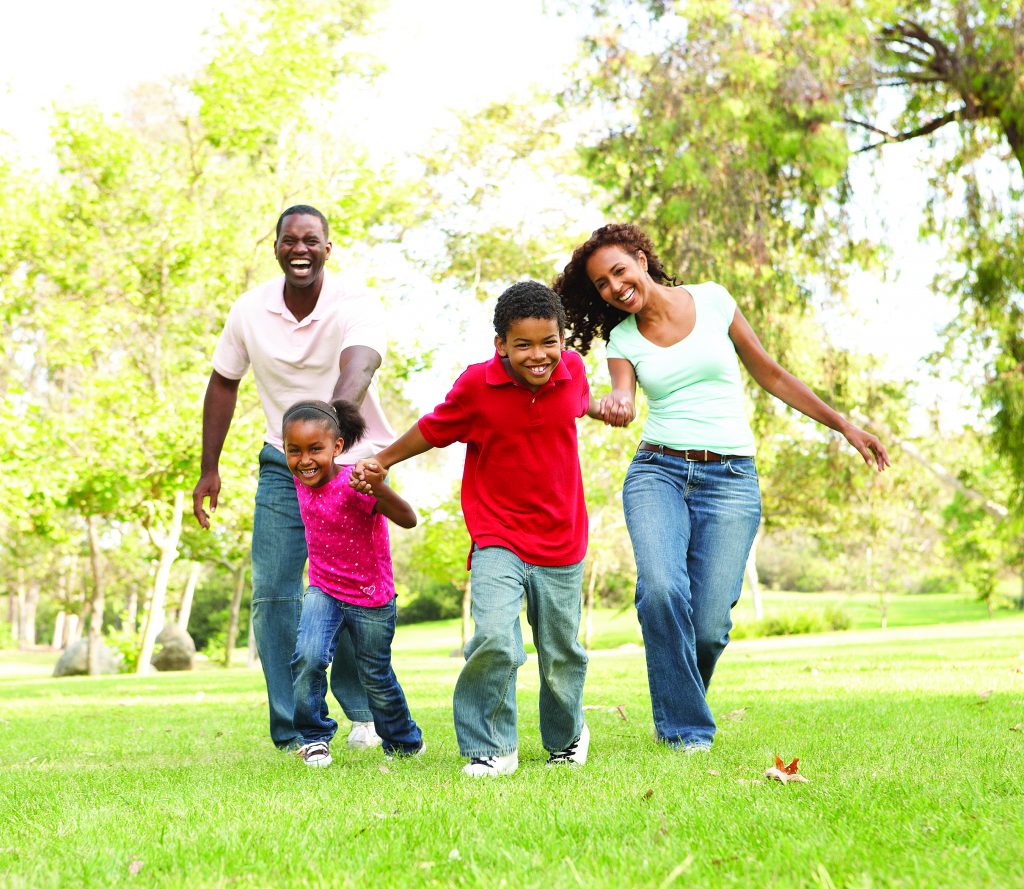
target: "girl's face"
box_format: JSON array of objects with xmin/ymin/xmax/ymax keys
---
[
  {"xmin": 284, "ymin": 419, "xmax": 343, "ymax": 488},
  {"xmin": 585, "ymin": 244, "xmax": 650, "ymax": 313}
]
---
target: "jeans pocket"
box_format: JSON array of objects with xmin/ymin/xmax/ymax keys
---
[
  {"xmin": 724, "ymin": 457, "xmax": 758, "ymax": 479},
  {"xmin": 631, "ymin": 448, "xmax": 658, "ymax": 464}
]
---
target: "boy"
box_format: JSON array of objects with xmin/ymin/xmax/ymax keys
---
[{"xmin": 351, "ymin": 280, "xmax": 602, "ymax": 776}]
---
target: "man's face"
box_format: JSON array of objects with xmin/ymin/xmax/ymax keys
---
[{"xmin": 274, "ymin": 214, "xmax": 331, "ymax": 290}]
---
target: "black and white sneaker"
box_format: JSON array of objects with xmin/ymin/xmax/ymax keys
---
[
  {"xmin": 546, "ymin": 724, "xmax": 590, "ymax": 767},
  {"xmin": 462, "ymin": 750, "xmax": 518, "ymax": 777},
  {"xmin": 298, "ymin": 741, "xmax": 332, "ymax": 768}
]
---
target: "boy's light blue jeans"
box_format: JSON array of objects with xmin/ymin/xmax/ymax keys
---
[
  {"xmin": 622, "ymin": 449, "xmax": 761, "ymax": 748},
  {"xmin": 291, "ymin": 589, "xmax": 422, "ymax": 755},
  {"xmin": 454, "ymin": 546, "xmax": 588, "ymax": 758},
  {"xmin": 250, "ymin": 444, "xmax": 372, "ymax": 750}
]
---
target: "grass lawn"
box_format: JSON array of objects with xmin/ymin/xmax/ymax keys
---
[{"xmin": 2, "ymin": 616, "xmax": 1023, "ymax": 888}]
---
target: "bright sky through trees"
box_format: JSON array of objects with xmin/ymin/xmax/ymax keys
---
[{"xmin": 0, "ymin": 0, "xmax": 965, "ymax": 428}]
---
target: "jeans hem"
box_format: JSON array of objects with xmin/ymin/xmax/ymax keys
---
[
  {"xmin": 343, "ymin": 710, "xmax": 374, "ymax": 723},
  {"xmin": 459, "ymin": 746, "xmax": 518, "ymax": 758}
]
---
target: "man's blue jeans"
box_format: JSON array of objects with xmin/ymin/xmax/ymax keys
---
[
  {"xmin": 453, "ymin": 546, "xmax": 588, "ymax": 758},
  {"xmin": 250, "ymin": 444, "xmax": 371, "ymax": 749},
  {"xmin": 292, "ymin": 589, "xmax": 422, "ymax": 755},
  {"xmin": 622, "ymin": 449, "xmax": 761, "ymax": 747}
]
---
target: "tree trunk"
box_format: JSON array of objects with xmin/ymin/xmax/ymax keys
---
[
  {"xmin": 86, "ymin": 514, "xmax": 106, "ymax": 676},
  {"xmin": 584, "ymin": 559, "xmax": 600, "ymax": 652},
  {"xmin": 460, "ymin": 579, "xmax": 473, "ymax": 653},
  {"xmin": 65, "ymin": 613, "xmax": 80, "ymax": 647},
  {"xmin": 125, "ymin": 590, "xmax": 139, "ymax": 635},
  {"xmin": 14, "ymin": 566, "xmax": 25, "ymax": 647},
  {"xmin": 51, "ymin": 613, "xmax": 66, "ymax": 650},
  {"xmin": 745, "ymin": 518, "xmax": 765, "ymax": 620},
  {"xmin": 20, "ymin": 581, "xmax": 39, "ymax": 648},
  {"xmin": 137, "ymin": 490, "xmax": 185, "ymax": 675},
  {"xmin": 247, "ymin": 610, "xmax": 259, "ymax": 668},
  {"xmin": 1018, "ymin": 572, "xmax": 1024, "ymax": 611},
  {"xmin": 224, "ymin": 560, "xmax": 247, "ymax": 668},
  {"xmin": 177, "ymin": 562, "xmax": 201, "ymax": 632}
]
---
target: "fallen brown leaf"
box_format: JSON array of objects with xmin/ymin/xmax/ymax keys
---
[
  {"xmin": 643, "ymin": 788, "xmax": 654, "ymax": 800},
  {"xmin": 765, "ymin": 755, "xmax": 809, "ymax": 784},
  {"xmin": 1011, "ymin": 724, "xmax": 1022, "ymax": 733}
]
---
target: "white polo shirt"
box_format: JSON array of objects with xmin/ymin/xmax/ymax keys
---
[{"xmin": 212, "ymin": 271, "xmax": 394, "ymax": 460}]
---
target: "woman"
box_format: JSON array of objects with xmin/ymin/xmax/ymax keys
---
[{"xmin": 554, "ymin": 223, "xmax": 888, "ymax": 751}]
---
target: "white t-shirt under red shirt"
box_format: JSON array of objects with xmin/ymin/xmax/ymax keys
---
[
  {"xmin": 211, "ymin": 271, "xmax": 394, "ymax": 460},
  {"xmin": 293, "ymin": 467, "xmax": 395, "ymax": 607}
]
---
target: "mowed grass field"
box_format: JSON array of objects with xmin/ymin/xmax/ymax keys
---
[{"xmin": 1, "ymin": 611, "xmax": 1023, "ymax": 888}]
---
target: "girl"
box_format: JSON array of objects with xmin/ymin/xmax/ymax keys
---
[{"xmin": 283, "ymin": 399, "xmax": 423, "ymax": 767}]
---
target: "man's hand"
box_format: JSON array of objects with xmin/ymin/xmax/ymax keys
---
[{"xmin": 193, "ymin": 470, "xmax": 221, "ymax": 529}]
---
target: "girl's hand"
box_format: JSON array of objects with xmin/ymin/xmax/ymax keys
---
[
  {"xmin": 350, "ymin": 459, "xmax": 385, "ymax": 494},
  {"xmin": 600, "ymin": 390, "xmax": 635, "ymax": 427},
  {"xmin": 843, "ymin": 425, "xmax": 890, "ymax": 472}
]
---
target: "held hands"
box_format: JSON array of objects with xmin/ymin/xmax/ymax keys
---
[
  {"xmin": 350, "ymin": 458, "xmax": 387, "ymax": 495},
  {"xmin": 843, "ymin": 424, "xmax": 891, "ymax": 472},
  {"xmin": 599, "ymin": 390, "xmax": 635, "ymax": 427}
]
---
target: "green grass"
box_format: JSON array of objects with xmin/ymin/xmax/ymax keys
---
[{"xmin": 2, "ymin": 617, "xmax": 1023, "ymax": 888}]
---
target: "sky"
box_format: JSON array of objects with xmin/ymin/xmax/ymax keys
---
[{"xmin": 0, "ymin": 0, "xmax": 970, "ymax": 444}]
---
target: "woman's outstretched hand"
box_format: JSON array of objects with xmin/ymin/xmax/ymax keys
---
[
  {"xmin": 599, "ymin": 390, "xmax": 635, "ymax": 427},
  {"xmin": 843, "ymin": 424, "xmax": 890, "ymax": 472}
]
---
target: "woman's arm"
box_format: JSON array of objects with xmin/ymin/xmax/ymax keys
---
[
  {"xmin": 592, "ymin": 357, "xmax": 637, "ymax": 427},
  {"xmin": 729, "ymin": 309, "xmax": 890, "ymax": 471}
]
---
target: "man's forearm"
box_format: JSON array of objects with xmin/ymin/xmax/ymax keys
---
[
  {"xmin": 200, "ymin": 372, "xmax": 240, "ymax": 472},
  {"xmin": 332, "ymin": 346, "xmax": 382, "ymax": 408}
]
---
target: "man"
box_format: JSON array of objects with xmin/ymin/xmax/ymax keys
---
[{"xmin": 193, "ymin": 204, "xmax": 394, "ymax": 751}]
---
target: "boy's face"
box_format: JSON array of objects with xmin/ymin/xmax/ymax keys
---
[
  {"xmin": 284, "ymin": 419, "xmax": 343, "ymax": 488},
  {"xmin": 495, "ymin": 316, "xmax": 565, "ymax": 391}
]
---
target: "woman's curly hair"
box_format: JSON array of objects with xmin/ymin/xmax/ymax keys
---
[{"xmin": 552, "ymin": 223, "xmax": 677, "ymax": 354}]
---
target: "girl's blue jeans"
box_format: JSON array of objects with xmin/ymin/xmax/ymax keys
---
[
  {"xmin": 622, "ymin": 448, "xmax": 761, "ymax": 747},
  {"xmin": 291, "ymin": 589, "xmax": 422, "ymax": 755},
  {"xmin": 250, "ymin": 444, "xmax": 372, "ymax": 750},
  {"xmin": 453, "ymin": 546, "xmax": 588, "ymax": 758}
]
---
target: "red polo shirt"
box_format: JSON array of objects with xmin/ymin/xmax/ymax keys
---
[{"xmin": 418, "ymin": 350, "xmax": 590, "ymax": 568}]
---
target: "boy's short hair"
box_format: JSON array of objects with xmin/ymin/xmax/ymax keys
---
[
  {"xmin": 493, "ymin": 280, "xmax": 567, "ymax": 339},
  {"xmin": 281, "ymin": 399, "xmax": 366, "ymax": 452}
]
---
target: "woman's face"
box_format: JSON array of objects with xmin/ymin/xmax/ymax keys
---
[{"xmin": 585, "ymin": 244, "xmax": 649, "ymax": 313}]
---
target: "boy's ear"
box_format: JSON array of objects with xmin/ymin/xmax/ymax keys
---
[{"xmin": 494, "ymin": 334, "xmax": 508, "ymax": 356}]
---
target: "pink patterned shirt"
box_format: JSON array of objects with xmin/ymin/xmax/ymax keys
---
[{"xmin": 293, "ymin": 466, "xmax": 395, "ymax": 606}]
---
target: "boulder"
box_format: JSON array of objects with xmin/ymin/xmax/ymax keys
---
[
  {"xmin": 53, "ymin": 639, "xmax": 120, "ymax": 677},
  {"xmin": 151, "ymin": 624, "xmax": 196, "ymax": 671}
]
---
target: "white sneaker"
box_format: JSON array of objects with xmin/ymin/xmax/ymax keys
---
[
  {"xmin": 546, "ymin": 724, "xmax": 590, "ymax": 767},
  {"xmin": 298, "ymin": 741, "xmax": 332, "ymax": 768},
  {"xmin": 346, "ymin": 720, "xmax": 381, "ymax": 750},
  {"xmin": 462, "ymin": 750, "xmax": 518, "ymax": 777}
]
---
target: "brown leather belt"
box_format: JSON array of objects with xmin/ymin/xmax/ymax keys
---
[{"xmin": 638, "ymin": 442, "xmax": 727, "ymax": 462}]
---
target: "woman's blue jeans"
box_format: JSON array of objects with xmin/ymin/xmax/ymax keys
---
[
  {"xmin": 291, "ymin": 589, "xmax": 422, "ymax": 755},
  {"xmin": 250, "ymin": 445, "xmax": 372, "ymax": 750},
  {"xmin": 622, "ymin": 449, "xmax": 761, "ymax": 747},
  {"xmin": 453, "ymin": 546, "xmax": 588, "ymax": 758}
]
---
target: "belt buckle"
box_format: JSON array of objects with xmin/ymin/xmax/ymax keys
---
[{"xmin": 684, "ymin": 449, "xmax": 709, "ymax": 461}]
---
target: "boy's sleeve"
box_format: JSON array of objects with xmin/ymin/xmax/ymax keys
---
[
  {"xmin": 211, "ymin": 299, "xmax": 250, "ymax": 380},
  {"xmin": 417, "ymin": 369, "xmax": 474, "ymax": 448}
]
